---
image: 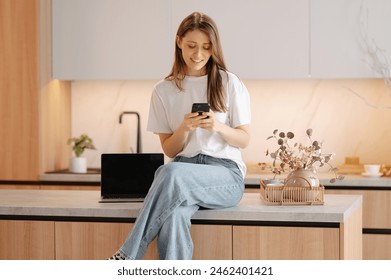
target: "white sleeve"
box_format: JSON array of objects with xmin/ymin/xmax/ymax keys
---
[
  {"xmin": 229, "ymin": 77, "xmax": 251, "ymax": 128},
  {"xmin": 147, "ymin": 88, "xmax": 173, "ymax": 134}
]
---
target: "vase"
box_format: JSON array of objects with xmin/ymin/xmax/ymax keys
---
[
  {"xmin": 284, "ymin": 168, "xmax": 320, "ymax": 202},
  {"xmin": 285, "ymin": 168, "xmax": 319, "ymax": 188},
  {"xmin": 70, "ymin": 157, "xmax": 87, "ymax": 173}
]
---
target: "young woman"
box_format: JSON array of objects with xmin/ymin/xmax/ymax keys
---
[{"xmin": 109, "ymin": 11, "xmax": 251, "ymax": 260}]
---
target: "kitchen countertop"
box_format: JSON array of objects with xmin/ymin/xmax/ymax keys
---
[
  {"xmin": 40, "ymin": 170, "xmax": 391, "ymax": 187},
  {"xmin": 0, "ymin": 189, "xmax": 361, "ymax": 224},
  {"xmin": 40, "ymin": 168, "xmax": 101, "ymax": 183},
  {"xmin": 245, "ymin": 173, "xmax": 391, "ymax": 187}
]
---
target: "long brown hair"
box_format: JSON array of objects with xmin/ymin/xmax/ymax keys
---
[{"xmin": 166, "ymin": 12, "xmax": 228, "ymax": 112}]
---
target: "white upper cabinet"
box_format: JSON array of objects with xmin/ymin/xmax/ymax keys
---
[
  {"xmin": 52, "ymin": 0, "xmax": 390, "ymax": 80},
  {"xmin": 52, "ymin": 0, "xmax": 310, "ymax": 80},
  {"xmin": 310, "ymin": 0, "xmax": 391, "ymax": 78},
  {"xmin": 171, "ymin": 0, "xmax": 310, "ymax": 79},
  {"xmin": 52, "ymin": 0, "xmax": 171, "ymax": 80}
]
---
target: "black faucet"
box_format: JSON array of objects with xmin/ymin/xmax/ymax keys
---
[{"xmin": 119, "ymin": 111, "xmax": 141, "ymax": 153}]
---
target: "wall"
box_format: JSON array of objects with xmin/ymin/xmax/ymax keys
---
[
  {"xmin": 71, "ymin": 79, "xmax": 391, "ymax": 170},
  {"xmin": 39, "ymin": 0, "xmax": 72, "ymax": 173}
]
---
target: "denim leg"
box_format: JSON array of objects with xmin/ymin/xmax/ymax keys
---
[
  {"xmin": 157, "ymin": 205, "xmax": 199, "ymax": 260},
  {"xmin": 118, "ymin": 155, "xmax": 244, "ymax": 260}
]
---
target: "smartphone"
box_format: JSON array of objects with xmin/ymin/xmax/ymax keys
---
[{"xmin": 191, "ymin": 103, "xmax": 210, "ymax": 115}]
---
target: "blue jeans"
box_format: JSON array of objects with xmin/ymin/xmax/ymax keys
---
[{"xmin": 118, "ymin": 154, "xmax": 244, "ymax": 260}]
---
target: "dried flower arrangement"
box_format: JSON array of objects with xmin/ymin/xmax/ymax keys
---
[{"xmin": 259, "ymin": 128, "xmax": 344, "ymax": 183}]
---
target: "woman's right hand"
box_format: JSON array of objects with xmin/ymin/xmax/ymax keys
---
[
  {"xmin": 158, "ymin": 112, "xmax": 208, "ymax": 158},
  {"xmin": 183, "ymin": 112, "xmax": 207, "ymax": 131}
]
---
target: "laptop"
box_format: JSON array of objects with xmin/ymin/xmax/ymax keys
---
[{"xmin": 99, "ymin": 153, "xmax": 164, "ymax": 203}]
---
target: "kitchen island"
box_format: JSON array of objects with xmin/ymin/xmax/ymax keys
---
[
  {"xmin": 0, "ymin": 189, "xmax": 362, "ymax": 260},
  {"xmin": 245, "ymin": 172, "xmax": 391, "ymax": 260}
]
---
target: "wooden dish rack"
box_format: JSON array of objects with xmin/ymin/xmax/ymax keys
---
[{"xmin": 260, "ymin": 180, "xmax": 324, "ymax": 205}]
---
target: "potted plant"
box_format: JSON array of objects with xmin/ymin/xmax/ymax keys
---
[{"xmin": 67, "ymin": 134, "xmax": 96, "ymax": 173}]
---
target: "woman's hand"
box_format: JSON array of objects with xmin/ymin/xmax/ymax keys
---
[
  {"xmin": 158, "ymin": 112, "xmax": 209, "ymax": 158},
  {"xmin": 159, "ymin": 110, "xmax": 250, "ymax": 158},
  {"xmin": 183, "ymin": 112, "xmax": 208, "ymax": 131},
  {"xmin": 194, "ymin": 111, "xmax": 223, "ymax": 132}
]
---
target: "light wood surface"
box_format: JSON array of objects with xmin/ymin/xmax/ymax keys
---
[
  {"xmin": 0, "ymin": 0, "xmax": 39, "ymax": 180},
  {"xmin": 339, "ymin": 205, "xmax": 362, "ymax": 259},
  {"xmin": 0, "ymin": 0, "xmax": 72, "ymax": 181},
  {"xmin": 0, "ymin": 220, "xmax": 55, "ymax": 260},
  {"xmin": 41, "ymin": 185, "xmax": 100, "ymax": 191},
  {"xmin": 55, "ymin": 222, "xmax": 137, "ymax": 260},
  {"xmin": 232, "ymin": 226, "xmax": 340, "ymax": 260},
  {"xmin": 363, "ymin": 234, "xmax": 391, "ymax": 260},
  {"xmin": 0, "ymin": 185, "xmax": 40, "ymax": 190},
  {"xmin": 191, "ymin": 224, "xmax": 232, "ymax": 260},
  {"xmin": 326, "ymin": 189, "xmax": 391, "ymax": 228},
  {"xmin": 54, "ymin": 222, "xmax": 232, "ymax": 260},
  {"xmin": 326, "ymin": 189, "xmax": 390, "ymax": 259}
]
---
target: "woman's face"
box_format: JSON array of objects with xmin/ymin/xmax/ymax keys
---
[{"xmin": 177, "ymin": 29, "xmax": 212, "ymax": 76}]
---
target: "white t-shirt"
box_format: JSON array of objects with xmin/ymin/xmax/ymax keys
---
[{"xmin": 147, "ymin": 70, "xmax": 251, "ymax": 177}]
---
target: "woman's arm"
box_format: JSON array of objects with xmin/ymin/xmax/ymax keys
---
[
  {"xmin": 158, "ymin": 112, "xmax": 205, "ymax": 158},
  {"xmin": 214, "ymin": 123, "xmax": 250, "ymax": 149},
  {"xmin": 199, "ymin": 111, "xmax": 250, "ymax": 149},
  {"xmin": 159, "ymin": 111, "xmax": 250, "ymax": 158}
]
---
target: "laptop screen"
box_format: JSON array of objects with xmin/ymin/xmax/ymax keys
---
[{"xmin": 101, "ymin": 153, "xmax": 164, "ymax": 198}]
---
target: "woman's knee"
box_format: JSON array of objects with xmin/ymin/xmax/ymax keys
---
[{"xmin": 155, "ymin": 162, "xmax": 187, "ymax": 179}]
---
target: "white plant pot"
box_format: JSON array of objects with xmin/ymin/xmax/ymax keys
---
[{"xmin": 70, "ymin": 157, "xmax": 87, "ymax": 173}]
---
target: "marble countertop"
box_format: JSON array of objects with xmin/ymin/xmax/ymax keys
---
[
  {"xmin": 0, "ymin": 189, "xmax": 362, "ymax": 223},
  {"xmin": 245, "ymin": 172, "xmax": 391, "ymax": 187},
  {"xmin": 40, "ymin": 169, "xmax": 101, "ymax": 183},
  {"xmin": 40, "ymin": 171, "xmax": 391, "ymax": 187}
]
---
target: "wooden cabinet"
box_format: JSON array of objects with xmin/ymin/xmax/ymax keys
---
[
  {"xmin": 52, "ymin": 0, "xmax": 171, "ymax": 80},
  {"xmin": 0, "ymin": 220, "xmax": 55, "ymax": 260},
  {"xmin": 310, "ymin": 0, "xmax": 391, "ymax": 78},
  {"xmin": 0, "ymin": 0, "xmax": 39, "ymax": 181},
  {"xmin": 0, "ymin": 191, "xmax": 362, "ymax": 260},
  {"xmin": 326, "ymin": 189, "xmax": 391, "ymax": 229},
  {"xmin": 3, "ymin": 219, "xmax": 358, "ymax": 260},
  {"xmin": 363, "ymin": 234, "xmax": 391, "ymax": 260},
  {"xmin": 192, "ymin": 224, "xmax": 232, "ymax": 260},
  {"xmin": 54, "ymin": 222, "xmax": 232, "ymax": 260},
  {"xmin": 0, "ymin": 185, "xmax": 40, "ymax": 190},
  {"xmin": 55, "ymin": 222, "xmax": 144, "ymax": 260},
  {"xmin": 233, "ymin": 204, "xmax": 362, "ymax": 260},
  {"xmin": 233, "ymin": 226, "xmax": 340, "ymax": 260},
  {"xmin": 326, "ymin": 188, "xmax": 391, "ymax": 259},
  {"xmin": 0, "ymin": 0, "xmax": 72, "ymax": 182}
]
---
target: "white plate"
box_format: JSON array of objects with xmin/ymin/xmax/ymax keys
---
[{"xmin": 361, "ymin": 172, "xmax": 383, "ymax": 177}]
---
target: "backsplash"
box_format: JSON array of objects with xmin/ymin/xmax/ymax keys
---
[{"xmin": 72, "ymin": 78, "xmax": 391, "ymax": 170}]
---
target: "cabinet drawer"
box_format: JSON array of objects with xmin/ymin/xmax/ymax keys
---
[{"xmin": 363, "ymin": 234, "xmax": 391, "ymax": 260}]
